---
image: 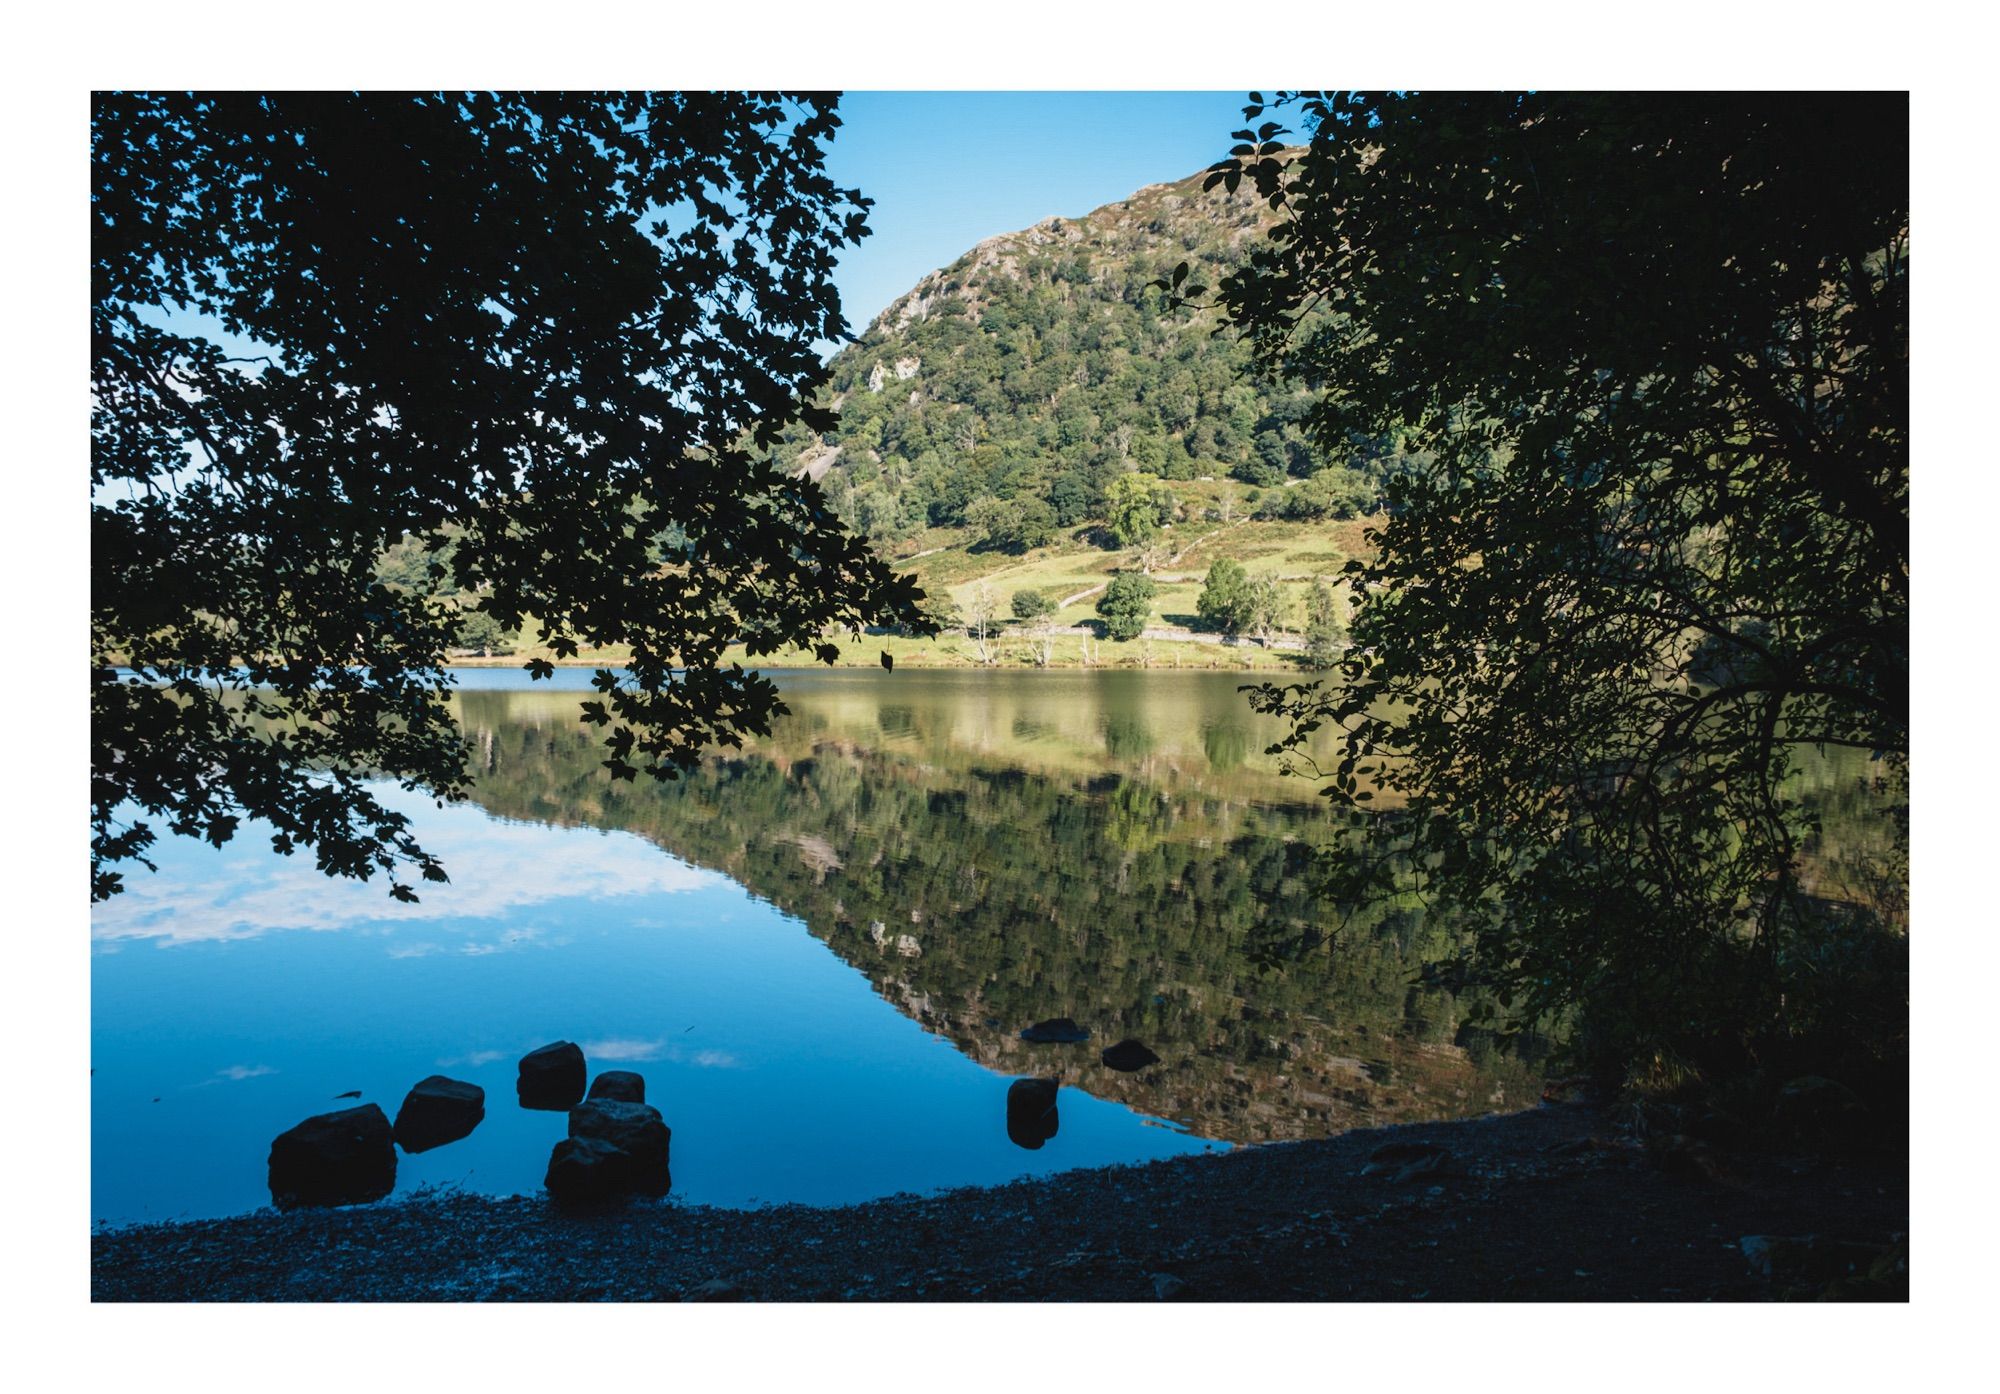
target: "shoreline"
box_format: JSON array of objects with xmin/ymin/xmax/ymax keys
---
[{"xmin": 91, "ymin": 1103, "xmax": 1907, "ymax": 1302}]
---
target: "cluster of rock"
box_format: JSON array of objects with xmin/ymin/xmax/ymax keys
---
[
  {"xmin": 1001, "ymin": 1019, "xmax": 1165, "ymax": 1151},
  {"xmin": 265, "ymin": 1040, "xmax": 671, "ymax": 1212}
]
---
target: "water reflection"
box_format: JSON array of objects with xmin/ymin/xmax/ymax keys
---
[{"xmin": 449, "ymin": 671, "xmax": 1551, "ymax": 1149}]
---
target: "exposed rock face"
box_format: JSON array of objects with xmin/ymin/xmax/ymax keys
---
[
  {"xmin": 1101, "ymin": 1039, "xmax": 1161, "ymax": 1072},
  {"xmin": 587, "ymin": 1071, "xmax": 646, "ymax": 1104},
  {"xmin": 1020, "ymin": 1018, "xmax": 1090, "ymax": 1045},
  {"xmin": 1006, "ymin": 1077, "xmax": 1060, "ymax": 1151},
  {"xmin": 517, "ymin": 1041, "xmax": 586, "ymax": 1110},
  {"xmin": 268, "ymin": 1104, "xmax": 396, "ymax": 1209},
  {"xmin": 391, "ymin": 1076, "xmax": 485, "ymax": 1153},
  {"xmin": 544, "ymin": 1099, "xmax": 674, "ymax": 1206}
]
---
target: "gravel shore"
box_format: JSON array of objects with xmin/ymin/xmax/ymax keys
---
[{"xmin": 91, "ymin": 1103, "xmax": 1906, "ymax": 1302}]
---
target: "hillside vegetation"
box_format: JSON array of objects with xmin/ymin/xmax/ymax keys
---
[{"xmin": 419, "ymin": 163, "xmax": 1407, "ymax": 668}]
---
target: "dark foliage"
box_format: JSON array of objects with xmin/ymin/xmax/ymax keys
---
[
  {"xmin": 92, "ymin": 92, "xmax": 927, "ymax": 900},
  {"xmin": 1223, "ymin": 92, "xmax": 1908, "ymax": 1083}
]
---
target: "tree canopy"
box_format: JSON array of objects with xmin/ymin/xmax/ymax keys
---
[
  {"xmin": 1224, "ymin": 92, "xmax": 1908, "ymax": 1081},
  {"xmin": 92, "ymin": 91, "xmax": 927, "ymax": 902}
]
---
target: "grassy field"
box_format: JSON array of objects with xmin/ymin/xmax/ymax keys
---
[{"xmin": 459, "ymin": 485, "xmax": 1376, "ymax": 671}]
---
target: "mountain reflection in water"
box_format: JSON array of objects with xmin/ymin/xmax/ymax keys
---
[{"xmin": 454, "ymin": 670, "xmax": 1550, "ymax": 1145}]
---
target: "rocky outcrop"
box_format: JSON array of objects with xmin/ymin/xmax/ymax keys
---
[
  {"xmin": 392, "ymin": 1076, "xmax": 485, "ymax": 1153},
  {"xmin": 268, "ymin": 1104, "xmax": 396, "ymax": 1209},
  {"xmin": 517, "ymin": 1041, "xmax": 586, "ymax": 1110},
  {"xmin": 545, "ymin": 1099, "xmax": 673, "ymax": 1206}
]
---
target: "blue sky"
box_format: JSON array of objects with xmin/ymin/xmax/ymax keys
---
[{"xmin": 822, "ymin": 92, "xmax": 1263, "ymax": 334}]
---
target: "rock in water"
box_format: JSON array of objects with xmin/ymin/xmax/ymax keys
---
[
  {"xmin": 1101, "ymin": 1039, "xmax": 1160, "ymax": 1072},
  {"xmin": 268, "ymin": 1104, "xmax": 396, "ymax": 1209},
  {"xmin": 392, "ymin": 1075, "xmax": 485, "ymax": 1153},
  {"xmin": 517, "ymin": 1041, "xmax": 586, "ymax": 1110},
  {"xmin": 587, "ymin": 1070, "xmax": 646, "ymax": 1104},
  {"xmin": 544, "ymin": 1099, "xmax": 674, "ymax": 1205},
  {"xmin": 683, "ymin": 1278, "xmax": 747, "ymax": 1302},
  {"xmin": 544, "ymin": 1135, "xmax": 632, "ymax": 1207},
  {"xmin": 1020, "ymin": 1018, "xmax": 1090, "ymax": 1044},
  {"xmin": 1006, "ymin": 1077, "xmax": 1061, "ymax": 1150}
]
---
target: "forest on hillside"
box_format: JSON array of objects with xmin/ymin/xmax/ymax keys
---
[{"xmin": 773, "ymin": 168, "xmax": 1412, "ymax": 552}]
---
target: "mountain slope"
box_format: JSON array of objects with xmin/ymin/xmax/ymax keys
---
[{"xmin": 777, "ymin": 164, "xmax": 1394, "ymax": 551}]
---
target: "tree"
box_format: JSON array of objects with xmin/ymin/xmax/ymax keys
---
[
  {"xmin": 1221, "ymin": 92, "xmax": 1908, "ymax": 1083},
  {"xmin": 452, "ymin": 607, "xmax": 516, "ymax": 658},
  {"xmin": 1010, "ymin": 589, "xmax": 1055, "ymax": 623},
  {"xmin": 92, "ymin": 92, "xmax": 928, "ymax": 902},
  {"xmin": 1243, "ymin": 576, "xmax": 1288, "ymax": 648},
  {"xmin": 1302, "ymin": 576, "xmax": 1345, "ymax": 669},
  {"xmin": 1103, "ymin": 471, "xmax": 1172, "ymax": 547},
  {"xmin": 1095, "ymin": 573, "xmax": 1156, "ymax": 642},
  {"xmin": 1195, "ymin": 558, "xmax": 1253, "ymax": 635},
  {"xmin": 970, "ymin": 495, "xmax": 1057, "ymax": 552},
  {"xmin": 964, "ymin": 581, "xmax": 1000, "ymax": 664}
]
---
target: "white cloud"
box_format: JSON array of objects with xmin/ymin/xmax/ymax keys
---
[
  {"xmin": 582, "ymin": 1037, "xmax": 666, "ymax": 1062},
  {"xmin": 91, "ymin": 791, "xmax": 721, "ymax": 947}
]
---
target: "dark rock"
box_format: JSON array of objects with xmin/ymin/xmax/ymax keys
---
[
  {"xmin": 1020, "ymin": 1017, "xmax": 1090, "ymax": 1044},
  {"xmin": 392, "ymin": 1075, "xmax": 485, "ymax": 1153},
  {"xmin": 1100, "ymin": 1039, "xmax": 1160, "ymax": 1072},
  {"xmin": 684, "ymin": 1278, "xmax": 746, "ymax": 1302},
  {"xmin": 268, "ymin": 1104, "xmax": 396, "ymax": 1210},
  {"xmin": 1150, "ymin": 1272, "xmax": 1188, "ymax": 1301},
  {"xmin": 1006, "ymin": 1077, "xmax": 1061, "ymax": 1150},
  {"xmin": 517, "ymin": 1041, "xmax": 586, "ymax": 1110},
  {"xmin": 587, "ymin": 1070, "xmax": 646, "ymax": 1104},
  {"xmin": 548, "ymin": 1099, "xmax": 673, "ymax": 1202},
  {"xmin": 544, "ymin": 1135, "xmax": 632, "ymax": 1207}
]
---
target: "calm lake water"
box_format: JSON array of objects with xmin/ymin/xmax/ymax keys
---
[{"xmin": 91, "ymin": 668, "xmax": 1548, "ymax": 1226}]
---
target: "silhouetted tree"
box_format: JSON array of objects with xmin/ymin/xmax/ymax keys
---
[
  {"xmin": 1221, "ymin": 92, "xmax": 1908, "ymax": 1079},
  {"xmin": 92, "ymin": 92, "xmax": 927, "ymax": 901}
]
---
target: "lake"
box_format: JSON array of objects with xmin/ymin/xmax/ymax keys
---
[{"xmin": 90, "ymin": 668, "xmax": 1547, "ymax": 1225}]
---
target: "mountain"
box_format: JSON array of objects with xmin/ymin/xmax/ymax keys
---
[{"xmin": 776, "ymin": 164, "xmax": 1396, "ymax": 553}]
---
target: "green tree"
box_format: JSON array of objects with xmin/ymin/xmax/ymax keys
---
[
  {"xmin": 1223, "ymin": 92, "xmax": 1908, "ymax": 1083},
  {"xmin": 1103, "ymin": 471, "xmax": 1172, "ymax": 548},
  {"xmin": 453, "ymin": 607, "xmax": 516, "ymax": 657},
  {"xmin": 1195, "ymin": 557, "xmax": 1253, "ymax": 635},
  {"xmin": 1302, "ymin": 577, "xmax": 1345, "ymax": 669},
  {"xmin": 91, "ymin": 92, "xmax": 928, "ymax": 902},
  {"xmin": 1095, "ymin": 573, "xmax": 1157, "ymax": 641},
  {"xmin": 1243, "ymin": 576, "xmax": 1288, "ymax": 647},
  {"xmin": 1010, "ymin": 589, "xmax": 1056, "ymax": 623}
]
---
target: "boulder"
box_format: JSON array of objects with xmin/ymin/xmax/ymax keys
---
[
  {"xmin": 683, "ymin": 1278, "xmax": 747, "ymax": 1302},
  {"xmin": 1006, "ymin": 1077, "xmax": 1061, "ymax": 1151},
  {"xmin": 268, "ymin": 1103, "xmax": 396, "ymax": 1209},
  {"xmin": 392, "ymin": 1075, "xmax": 485, "ymax": 1153},
  {"xmin": 517, "ymin": 1041, "xmax": 586, "ymax": 1110},
  {"xmin": 587, "ymin": 1070, "xmax": 646, "ymax": 1104},
  {"xmin": 1020, "ymin": 1018, "xmax": 1090, "ymax": 1044},
  {"xmin": 542, "ymin": 1099, "xmax": 674, "ymax": 1205},
  {"xmin": 1101, "ymin": 1039, "xmax": 1160, "ymax": 1072},
  {"xmin": 544, "ymin": 1135, "xmax": 632, "ymax": 1207}
]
